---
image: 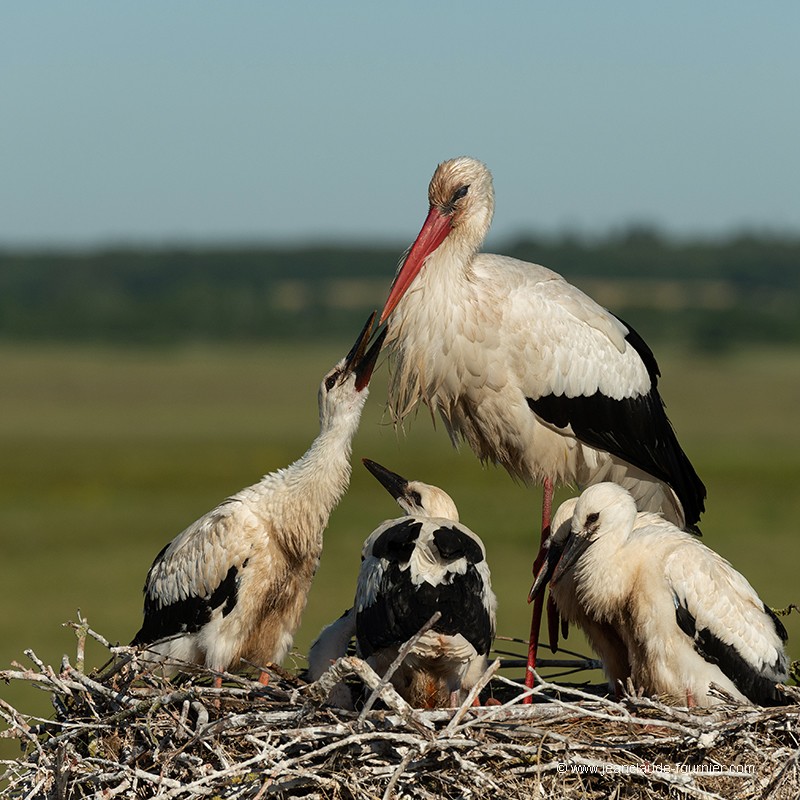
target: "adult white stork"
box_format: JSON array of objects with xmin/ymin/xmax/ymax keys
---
[
  {"xmin": 532, "ymin": 483, "xmax": 789, "ymax": 706},
  {"xmin": 377, "ymin": 156, "xmax": 706, "ymax": 685},
  {"xmin": 308, "ymin": 459, "xmax": 497, "ymax": 708},
  {"xmin": 131, "ymin": 313, "xmax": 386, "ymax": 685}
]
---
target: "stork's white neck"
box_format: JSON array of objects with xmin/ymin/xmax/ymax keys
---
[
  {"xmin": 287, "ymin": 420, "xmax": 356, "ymax": 502},
  {"xmin": 238, "ymin": 401, "xmax": 363, "ymax": 556}
]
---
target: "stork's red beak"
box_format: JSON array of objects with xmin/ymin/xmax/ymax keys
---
[
  {"xmin": 344, "ymin": 311, "xmax": 386, "ymax": 391},
  {"xmin": 362, "ymin": 458, "xmax": 409, "ymax": 501},
  {"xmin": 379, "ymin": 206, "xmax": 453, "ymax": 324}
]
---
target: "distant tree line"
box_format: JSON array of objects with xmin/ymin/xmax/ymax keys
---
[{"xmin": 1, "ymin": 228, "xmax": 798, "ymax": 352}]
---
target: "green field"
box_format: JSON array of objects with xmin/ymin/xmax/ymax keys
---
[{"xmin": 2, "ymin": 341, "xmax": 799, "ymax": 752}]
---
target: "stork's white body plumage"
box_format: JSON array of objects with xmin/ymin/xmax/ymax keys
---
[
  {"xmin": 535, "ymin": 484, "xmax": 788, "ymax": 706},
  {"xmin": 381, "ymin": 157, "xmax": 705, "ymax": 531},
  {"xmin": 308, "ymin": 460, "xmax": 496, "ymax": 708},
  {"xmin": 132, "ymin": 316, "xmax": 385, "ymax": 678}
]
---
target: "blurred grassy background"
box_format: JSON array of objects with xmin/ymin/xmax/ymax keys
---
[{"xmin": 2, "ymin": 339, "xmax": 799, "ymax": 759}]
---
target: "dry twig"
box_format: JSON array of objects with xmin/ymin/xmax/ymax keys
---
[{"xmin": 1, "ymin": 620, "xmax": 798, "ymax": 800}]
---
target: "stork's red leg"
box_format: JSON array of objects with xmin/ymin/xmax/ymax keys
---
[{"xmin": 524, "ymin": 477, "xmax": 554, "ymax": 701}]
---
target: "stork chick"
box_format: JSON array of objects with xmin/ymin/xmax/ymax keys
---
[
  {"xmin": 357, "ymin": 459, "xmax": 497, "ymax": 707},
  {"xmin": 132, "ymin": 313, "xmax": 386, "ymax": 684},
  {"xmin": 532, "ymin": 483, "xmax": 789, "ymax": 706},
  {"xmin": 309, "ymin": 459, "xmax": 497, "ymax": 708}
]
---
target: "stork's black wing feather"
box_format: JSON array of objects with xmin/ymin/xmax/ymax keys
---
[
  {"xmin": 131, "ymin": 562, "xmax": 241, "ymax": 646},
  {"xmin": 764, "ymin": 604, "xmax": 789, "ymax": 643},
  {"xmin": 370, "ymin": 519, "xmax": 422, "ymax": 562},
  {"xmin": 674, "ymin": 596, "xmax": 789, "ymax": 706},
  {"xmin": 432, "ymin": 525, "xmax": 484, "ymax": 564},
  {"xmin": 356, "ymin": 562, "xmax": 492, "ymax": 658},
  {"xmin": 527, "ymin": 316, "xmax": 706, "ymax": 528}
]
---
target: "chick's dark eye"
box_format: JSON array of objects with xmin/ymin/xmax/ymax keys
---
[
  {"xmin": 452, "ymin": 185, "xmax": 469, "ymax": 203},
  {"xmin": 325, "ymin": 373, "xmax": 338, "ymax": 391},
  {"xmin": 585, "ymin": 512, "xmax": 600, "ymax": 525}
]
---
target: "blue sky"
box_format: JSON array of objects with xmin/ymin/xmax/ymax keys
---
[{"xmin": 3, "ymin": 3, "xmax": 798, "ymax": 247}]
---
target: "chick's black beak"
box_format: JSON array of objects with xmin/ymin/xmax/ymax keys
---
[
  {"xmin": 362, "ymin": 458, "xmax": 409, "ymax": 502},
  {"xmin": 344, "ymin": 311, "xmax": 376, "ymax": 369},
  {"xmin": 528, "ymin": 542, "xmax": 561, "ymax": 603},
  {"xmin": 354, "ymin": 326, "xmax": 386, "ymax": 391},
  {"xmin": 342, "ymin": 311, "xmax": 386, "ymax": 392},
  {"xmin": 552, "ymin": 532, "xmax": 594, "ymax": 585}
]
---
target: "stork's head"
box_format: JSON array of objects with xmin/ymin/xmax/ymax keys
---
[
  {"xmin": 572, "ymin": 484, "xmax": 638, "ymax": 540},
  {"xmin": 551, "ymin": 483, "xmax": 638, "ymax": 583},
  {"xmin": 362, "ymin": 458, "xmax": 459, "ymax": 521},
  {"xmin": 379, "ymin": 157, "xmax": 495, "ymax": 324},
  {"xmin": 318, "ymin": 312, "xmax": 386, "ymax": 430}
]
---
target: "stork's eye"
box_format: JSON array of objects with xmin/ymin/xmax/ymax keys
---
[
  {"xmin": 585, "ymin": 512, "xmax": 600, "ymax": 525},
  {"xmin": 409, "ymin": 490, "xmax": 422, "ymax": 507},
  {"xmin": 452, "ymin": 185, "xmax": 469, "ymax": 203},
  {"xmin": 325, "ymin": 373, "xmax": 338, "ymax": 391}
]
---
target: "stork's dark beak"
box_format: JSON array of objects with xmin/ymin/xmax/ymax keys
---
[
  {"xmin": 528, "ymin": 523, "xmax": 590, "ymax": 602},
  {"xmin": 552, "ymin": 532, "xmax": 594, "ymax": 585},
  {"xmin": 345, "ymin": 312, "xmax": 376, "ymax": 368},
  {"xmin": 528, "ymin": 538, "xmax": 564, "ymax": 603},
  {"xmin": 343, "ymin": 311, "xmax": 387, "ymax": 391},
  {"xmin": 362, "ymin": 458, "xmax": 409, "ymax": 502}
]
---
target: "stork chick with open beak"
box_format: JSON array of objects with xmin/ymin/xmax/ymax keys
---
[{"xmin": 132, "ymin": 313, "xmax": 386, "ymax": 686}]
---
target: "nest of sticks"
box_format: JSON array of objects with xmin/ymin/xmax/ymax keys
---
[{"xmin": 2, "ymin": 617, "xmax": 800, "ymax": 800}]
